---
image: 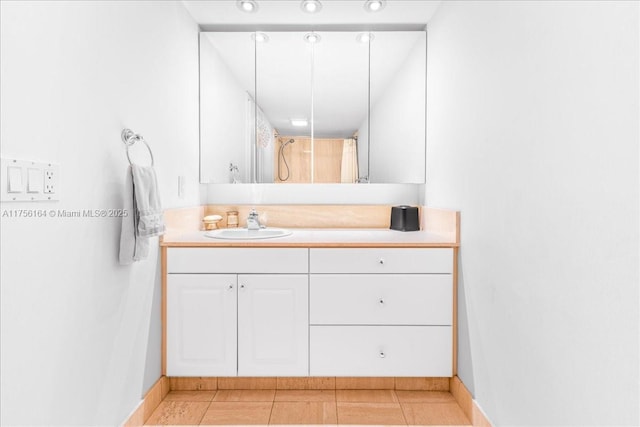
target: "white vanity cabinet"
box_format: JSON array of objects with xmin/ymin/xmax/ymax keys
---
[
  {"xmin": 165, "ymin": 245, "xmax": 456, "ymax": 378},
  {"xmin": 166, "ymin": 248, "xmax": 308, "ymax": 377},
  {"xmin": 309, "ymin": 248, "xmax": 454, "ymax": 377}
]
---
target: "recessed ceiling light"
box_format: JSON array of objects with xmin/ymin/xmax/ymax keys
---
[
  {"xmin": 290, "ymin": 119, "xmax": 309, "ymax": 127},
  {"xmin": 364, "ymin": 0, "xmax": 386, "ymax": 12},
  {"xmin": 252, "ymin": 32, "xmax": 269, "ymax": 43},
  {"xmin": 356, "ymin": 32, "xmax": 374, "ymax": 43},
  {"xmin": 304, "ymin": 32, "xmax": 321, "ymax": 44},
  {"xmin": 237, "ymin": 0, "xmax": 258, "ymax": 13},
  {"xmin": 301, "ymin": 0, "xmax": 322, "ymax": 13}
]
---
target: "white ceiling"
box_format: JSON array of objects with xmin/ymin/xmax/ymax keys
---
[{"xmin": 182, "ymin": 0, "xmax": 442, "ymax": 28}]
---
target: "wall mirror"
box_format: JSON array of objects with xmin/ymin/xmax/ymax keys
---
[{"xmin": 199, "ymin": 30, "xmax": 425, "ymax": 184}]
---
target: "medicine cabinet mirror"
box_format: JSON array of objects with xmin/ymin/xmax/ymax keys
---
[{"xmin": 199, "ymin": 30, "xmax": 425, "ymax": 184}]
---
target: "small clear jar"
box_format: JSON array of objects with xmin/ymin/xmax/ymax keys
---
[{"xmin": 226, "ymin": 210, "xmax": 239, "ymax": 228}]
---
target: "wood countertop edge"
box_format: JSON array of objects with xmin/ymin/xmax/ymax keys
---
[{"xmin": 160, "ymin": 241, "xmax": 459, "ymax": 248}]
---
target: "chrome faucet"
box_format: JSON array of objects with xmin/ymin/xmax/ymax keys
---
[{"xmin": 246, "ymin": 208, "xmax": 261, "ymax": 230}]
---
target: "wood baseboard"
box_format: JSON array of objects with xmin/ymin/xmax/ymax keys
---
[
  {"xmin": 167, "ymin": 376, "xmax": 450, "ymax": 391},
  {"xmin": 122, "ymin": 376, "xmax": 170, "ymax": 426},
  {"xmin": 450, "ymin": 376, "xmax": 493, "ymax": 426}
]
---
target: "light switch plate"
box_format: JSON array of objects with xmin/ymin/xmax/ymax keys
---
[{"xmin": 1, "ymin": 158, "xmax": 60, "ymax": 202}]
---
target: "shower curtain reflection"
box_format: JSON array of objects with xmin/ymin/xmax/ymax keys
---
[
  {"xmin": 340, "ymin": 138, "xmax": 358, "ymax": 183},
  {"xmin": 273, "ymin": 136, "xmax": 358, "ymax": 183},
  {"xmin": 248, "ymin": 93, "xmax": 275, "ymax": 183}
]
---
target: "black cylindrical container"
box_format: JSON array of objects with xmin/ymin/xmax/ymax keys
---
[{"xmin": 390, "ymin": 205, "xmax": 420, "ymax": 231}]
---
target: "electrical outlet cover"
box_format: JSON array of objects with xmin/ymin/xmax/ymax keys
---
[
  {"xmin": 1, "ymin": 158, "xmax": 59, "ymax": 202},
  {"xmin": 44, "ymin": 168, "xmax": 58, "ymax": 194}
]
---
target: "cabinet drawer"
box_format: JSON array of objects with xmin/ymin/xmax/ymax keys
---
[
  {"xmin": 310, "ymin": 274, "xmax": 452, "ymax": 325},
  {"xmin": 310, "ymin": 248, "xmax": 452, "ymax": 274},
  {"xmin": 310, "ymin": 326, "xmax": 452, "ymax": 377},
  {"xmin": 167, "ymin": 248, "xmax": 308, "ymax": 273}
]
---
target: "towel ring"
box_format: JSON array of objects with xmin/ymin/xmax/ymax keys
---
[{"xmin": 121, "ymin": 128, "xmax": 154, "ymax": 166}]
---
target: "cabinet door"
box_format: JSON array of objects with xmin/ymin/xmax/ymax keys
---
[
  {"xmin": 238, "ymin": 275, "xmax": 309, "ymax": 376},
  {"xmin": 167, "ymin": 274, "xmax": 237, "ymax": 376}
]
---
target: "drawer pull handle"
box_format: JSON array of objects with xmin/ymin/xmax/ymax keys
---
[
  {"xmin": 240, "ymin": 284, "xmax": 245, "ymax": 290},
  {"xmin": 378, "ymin": 259, "xmax": 385, "ymax": 265},
  {"xmin": 379, "ymin": 298, "xmax": 385, "ymax": 306},
  {"xmin": 379, "ymin": 351, "xmax": 386, "ymax": 358},
  {"xmin": 227, "ymin": 284, "xmax": 234, "ymax": 290}
]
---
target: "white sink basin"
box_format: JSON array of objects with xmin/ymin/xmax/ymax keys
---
[{"xmin": 204, "ymin": 227, "xmax": 292, "ymax": 240}]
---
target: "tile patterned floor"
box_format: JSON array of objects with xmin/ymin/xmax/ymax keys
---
[{"xmin": 145, "ymin": 389, "xmax": 471, "ymax": 426}]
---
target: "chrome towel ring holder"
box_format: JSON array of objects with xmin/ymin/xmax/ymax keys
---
[{"xmin": 121, "ymin": 128, "xmax": 154, "ymax": 166}]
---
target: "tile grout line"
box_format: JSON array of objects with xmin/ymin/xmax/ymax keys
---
[
  {"xmin": 398, "ymin": 400, "xmax": 411, "ymax": 426},
  {"xmin": 266, "ymin": 396, "xmax": 275, "ymax": 425},
  {"xmin": 393, "ymin": 390, "xmax": 410, "ymax": 426},
  {"xmin": 335, "ymin": 385, "xmax": 340, "ymax": 425},
  {"xmin": 197, "ymin": 390, "xmax": 216, "ymax": 426}
]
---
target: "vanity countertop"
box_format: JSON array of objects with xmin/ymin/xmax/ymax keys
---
[{"xmin": 160, "ymin": 228, "xmax": 458, "ymax": 248}]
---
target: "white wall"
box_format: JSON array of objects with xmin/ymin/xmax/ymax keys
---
[
  {"xmin": 426, "ymin": 1, "xmax": 639, "ymax": 425},
  {"xmin": 0, "ymin": 1, "xmax": 200, "ymax": 425}
]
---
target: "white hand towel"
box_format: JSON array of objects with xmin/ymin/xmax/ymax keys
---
[
  {"xmin": 119, "ymin": 166, "xmax": 149, "ymax": 264},
  {"xmin": 131, "ymin": 164, "xmax": 165, "ymax": 237}
]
